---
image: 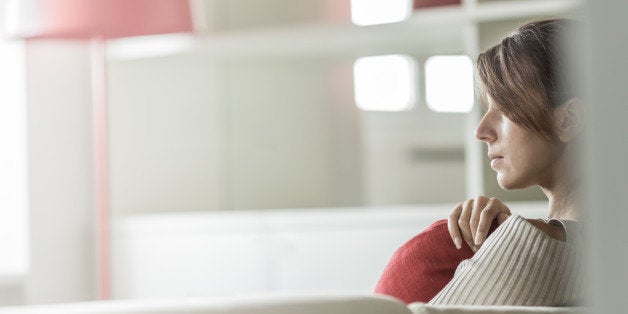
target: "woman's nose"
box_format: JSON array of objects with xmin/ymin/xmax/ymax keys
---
[{"xmin": 474, "ymin": 113, "xmax": 497, "ymax": 142}]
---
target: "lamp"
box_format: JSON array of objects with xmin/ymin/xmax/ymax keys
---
[{"xmin": 4, "ymin": 0, "xmax": 194, "ymax": 299}]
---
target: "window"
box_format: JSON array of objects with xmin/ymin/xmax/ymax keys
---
[
  {"xmin": 350, "ymin": 0, "xmax": 412, "ymax": 26},
  {"xmin": 353, "ymin": 54, "xmax": 416, "ymax": 112},
  {"xmin": 425, "ymin": 55, "xmax": 474, "ymax": 113}
]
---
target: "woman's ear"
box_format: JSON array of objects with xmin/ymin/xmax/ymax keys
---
[{"xmin": 554, "ymin": 98, "xmax": 583, "ymax": 143}]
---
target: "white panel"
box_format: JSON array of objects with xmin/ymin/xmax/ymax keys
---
[
  {"xmin": 271, "ymin": 228, "xmax": 420, "ymax": 292},
  {"xmin": 112, "ymin": 233, "xmax": 270, "ymax": 298},
  {"xmin": 112, "ymin": 203, "xmax": 547, "ymax": 298},
  {"xmin": 24, "ymin": 40, "xmax": 97, "ymax": 303}
]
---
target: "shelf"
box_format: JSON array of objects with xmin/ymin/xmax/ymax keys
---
[
  {"xmin": 107, "ymin": 0, "xmax": 582, "ymax": 60},
  {"xmin": 192, "ymin": 22, "xmax": 467, "ymax": 59},
  {"xmin": 108, "ymin": 21, "xmax": 467, "ymax": 60},
  {"xmin": 469, "ymin": 0, "xmax": 582, "ymax": 22}
]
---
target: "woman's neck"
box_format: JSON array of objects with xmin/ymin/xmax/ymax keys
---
[
  {"xmin": 541, "ymin": 143, "xmax": 583, "ymax": 220},
  {"xmin": 547, "ymin": 195, "xmax": 582, "ymax": 220},
  {"xmin": 542, "ymin": 182, "xmax": 583, "ymax": 220}
]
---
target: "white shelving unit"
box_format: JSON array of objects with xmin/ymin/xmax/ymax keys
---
[
  {"xmin": 110, "ymin": 0, "xmax": 581, "ymax": 59},
  {"xmin": 105, "ymin": 0, "xmax": 583, "ymax": 214}
]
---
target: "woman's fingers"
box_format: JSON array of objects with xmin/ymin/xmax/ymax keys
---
[
  {"xmin": 474, "ymin": 198, "xmax": 512, "ymax": 246},
  {"xmin": 448, "ymin": 203, "xmax": 463, "ymax": 249},
  {"xmin": 458, "ymin": 199, "xmax": 475, "ymax": 252},
  {"xmin": 449, "ymin": 196, "xmax": 512, "ymax": 252},
  {"xmin": 497, "ymin": 213, "xmax": 510, "ymax": 224},
  {"xmin": 469, "ymin": 196, "xmax": 489, "ymax": 247}
]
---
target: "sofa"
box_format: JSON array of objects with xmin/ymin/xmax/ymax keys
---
[
  {"xmin": 5, "ymin": 202, "xmax": 584, "ymax": 313},
  {"xmin": 0, "ymin": 294, "xmax": 585, "ymax": 314},
  {"xmin": 111, "ymin": 203, "xmax": 549, "ymax": 299}
]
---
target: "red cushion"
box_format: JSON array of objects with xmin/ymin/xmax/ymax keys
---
[{"xmin": 374, "ymin": 219, "xmax": 497, "ymax": 304}]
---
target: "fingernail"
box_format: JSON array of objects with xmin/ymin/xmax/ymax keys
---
[
  {"xmin": 475, "ymin": 231, "xmax": 486, "ymax": 246},
  {"xmin": 471, "ymin": 246, "xmax": 478, "ymax": 253},
  {"xmin": 453, "ymin": 237, "xmax": 462, "ymax": 249}
]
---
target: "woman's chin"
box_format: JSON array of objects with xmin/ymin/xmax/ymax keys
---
[
  {"xmin": 496, "ymin": 174, "xmax": 532, "ymax": 191},
  {"xmin": 496, "ymin": 174, "xmax": 519, "ymax": 190}
]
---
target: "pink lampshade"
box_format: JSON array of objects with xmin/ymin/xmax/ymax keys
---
[{"xmin": 6, "ymin": 0, "xmax": 194, "ymax": 39}]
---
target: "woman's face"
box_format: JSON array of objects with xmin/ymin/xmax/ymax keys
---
[{"xmin": 474, "ymin": 96, "xmax": 560, "ymax": 190}]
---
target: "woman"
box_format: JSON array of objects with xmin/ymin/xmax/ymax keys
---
[{"xmin": 375, "ymin": 18, "xmax": 584, "ymax": 306}]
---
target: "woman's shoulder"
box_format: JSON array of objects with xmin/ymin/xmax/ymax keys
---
[
  {"xmin": 430, "ymin": 214, "xmax": 585, "ymax": 306},
  {"xmin": 526, "ymin": 218, "xmax": 567, "ymax": 242},
  {"xmin": 504, "ymin": 214, "xmax": 582, "ymax": 243},
  {"xmin": 495, "ymin": 214, "xmax": 583, "ymax": 244}
]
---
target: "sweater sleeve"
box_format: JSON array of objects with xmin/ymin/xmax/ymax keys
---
[{"xmin": 428, "ymin": 214, "xmax": 584, "ymax": 306}]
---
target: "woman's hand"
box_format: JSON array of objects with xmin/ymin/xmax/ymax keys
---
[{"xmin": 447, "ymin": 196, "xmax": 511, "ymax": 252}]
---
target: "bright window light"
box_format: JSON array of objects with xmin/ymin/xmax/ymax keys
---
[
  {"xmin": 353, "ymin": 54, "xmax": 416, "ymax": 112},
  {"xmin": 425, "ymin": 55, "xmax": 474, "ymax": 113},
  {"xmin": 351, "ymin": 0, "xmax": 412, "ymax": 26}
]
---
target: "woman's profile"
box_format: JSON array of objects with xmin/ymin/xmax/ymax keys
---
[{"xmin": 375, "ymin": 18, "xmax": 584, "ymax": 306}]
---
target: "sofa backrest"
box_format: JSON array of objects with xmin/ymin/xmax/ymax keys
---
[
  {"xmin": 408, "ymin": 303, "xmax": 586, "ymax": 314},
  {"xmin": 0, "ymin": 295, "xmax": 587, "ymax": 314},
  {"xmin": 0, "ymin": 295, "xmax": 412, "ymax": 314}
]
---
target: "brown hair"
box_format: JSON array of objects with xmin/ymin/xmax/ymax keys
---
[{"xmin": 476, "ymin": 19, "xmax": 577, "ymax": 140}]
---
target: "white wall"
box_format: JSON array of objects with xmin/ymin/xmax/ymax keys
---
[
  {"xmin": 106, "ymin": 51, "xmax": 475, "ymax": 212},
  {"xmin": 225, "ymin": 57, "xmax": 363, "ymax": 209},
  {"xmin": 361, "ymin": 97, "xmax": 467, "ymax": 205},
  {"xmin": 106, "ymin": 51, "xmax": 471, "ymax": 212},
  {"xmin": 108, "ymin": 55, "xmax": 364, "ymax": 213},
  {"xmin": 108, "ymin": 54, "xmax": 228, "ymax": 213}
]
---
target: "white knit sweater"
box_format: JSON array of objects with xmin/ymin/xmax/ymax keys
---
[{"xmin": 429, "ymin": 214, "xmax": 584, "ymax": 306}]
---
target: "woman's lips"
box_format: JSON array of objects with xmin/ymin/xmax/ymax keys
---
[{"xmin": 490, "ymin": 157, "xmax": 503, "ymax": 168}]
